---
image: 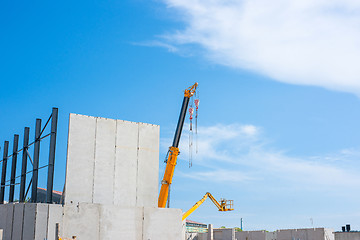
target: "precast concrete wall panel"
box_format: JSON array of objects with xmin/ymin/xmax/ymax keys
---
[
  {"xmin": 236, "ymin": 230, "xmax": 267, "ymax": 240},
  {"xmin": 221, "ymin": 229, "xmax": 235, "ymax": 240},
  {"xmin": 114, "ymin": 120, "xmax": 138, "ymax": 207},
  {"xmin": 4, "ymin": 204, "xmax": 14, "ymax": 240},
  {"xmin": 65, "ymin": 114, "xmax": 96, "ymax": 204},
  {"xmin": 62, "ymin": 203, "xmax": 100, "ymax": 240},
  {"xmin": 214, "ymin": 230, "xmax": 222, "ymax": 240},
  {"xmin": 12, "ymin": 203, "xmax": 24, "ymax": 240},
  {"xmin": 34, "ymin": 204, "xmax": 48, "ymax": 240},
  {"xmin": 65, "ymin": 114, "xmax": 160, "ymax": 208},
  {"xmin": 325, "ymin": 229, "xmax": 335, "ymax": 240},
  {"xmin": 143, "ymin": 207, "xmax": 182, "ymax": 240},
  {"xmin": 99, "ymin": 205, "xmax": 143, "ymax": 240},
  {"xmin": 136, "ymin": 123, "xmax": 159, "ymax": 208},
  {"xmin": 335, "ymin": 232, "xmax": 360, "ymax": 240},
  {"xmin": 0, "ymin": 204, "xmax": 12, "ymax": 240},
  {"xmin": 93, "ymin": 118, "xmax": 116, "ymax": 204},
  {"xmin": 277, "ymin": 228, "xmax": 326, "ymax": 240},
  {"xmin": 47, "ymin": 204, "xmax": 63, "ymax": 240},
  {"xmin": 0, "ymin": 205, "xmax": 7, "ymax": 235},
  {"xmin": 266, "ymin": 231, "xmax": 277, "ymax": 240},
  {"xmin": 22, "ymin": 204, "xmax": 36, "ymax": 240}
]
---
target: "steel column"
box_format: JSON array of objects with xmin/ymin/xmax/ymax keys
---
[
  {"xmin": 0, "ymin": 141, "xmax": 9, "ymax": 204},
  {"xmin": 31, "ymin": 119, "xmax": 41, "ymax": 203},
  {"xmin": 20, "ymin": 127, "xmax": 30, "ymax": 202},
  {"xmin": 9, "ymin": 134, "xmax": 19, "ymax": 202},
  {"xmin": 46, "ymin": 107, "xmax": 58, "ymax": 203}
]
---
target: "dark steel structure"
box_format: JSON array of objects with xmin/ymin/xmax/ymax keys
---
[
  {"xmin": 0, "ymin": 107, "xmax": 58, "ymax": 204},
  {"xmin": 9, "ymin": 134, "xmax": 19, "ymax": 202},
  {"xmin": 0, "ymin": 141, "xmax": 9, "ymax": 203}
]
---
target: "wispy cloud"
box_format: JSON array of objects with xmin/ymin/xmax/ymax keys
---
[
  {"xmin": 171, "ymin": 123, "xmax": 360, "ymax": 190},
  {"xmin": 132, "ymin": 40, "xmax": 179, "ymax": 53},
  {"xmin": 160, "ymin": 0, "xmax": 360, "ymax": 95}
]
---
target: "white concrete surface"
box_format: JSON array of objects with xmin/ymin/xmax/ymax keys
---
[
  {"xmin": 93, "ymin": 118, "xmax": 116, "ymax": 204},
  {"xmin": 325, "ymin": 229, "xmax": 335, "ymax": 240},
  {"xmin": 114, "ymin": 120, "xmax": 138, "ymax": 207},
  {"xmin": 0, "ymin": 229, "xmax": 3, "ymax": 240},
  {"xmin": 47, "ymin": 204, "xmax": 63, "ymax": 240},
  {"xmin": 22, "ymin": 203, "xmax": 36, "ymax": 240},
  {"xmin": 220, "ymin": 229, "xmax": 235, "ymax": 240},
  {"xmin": 65, "ymin": 114, "xmax": 96, "ymax": 204},
  {"xmin": 236, "ymin": 230, "xmax": 269, "ymax": 240},
  {"xmin": 335, "ymin": 232, "xmax": 360, "ymax": 240},
  {"xmin": 208, "ymin": 224, "xmax": 213, "ymax": 240},
  {"xmin": 143, "ymin": 207, "xmax": 182, "ymax": 240},
  {"xmin": 0, "ymin": 206, "xmax": 5, "ymax": 229},
  {"xmin": 34, "ymin": 204, "xmax": 48, "ymax": 240},
  {"xmin": 214, "ymin": 228, "xmax": 235, "ymax": 240},
  {"xmin": 65, "ymin": 114, "xmax": 159, "ymax": 208},
  {"xmin": 62, "ymin": 203, "xmax": 100, "ymax": 240},
  {"xmin": 0, "ymin": 203, "xmax": 63, "ymax": 240},
  {"xmin": 4, "ymin": 204, "xmax": 14, "ymax": 240},
  {"xmin": 136, "ymin": 123, "xmax": 159, "ymax": 208},
  {"xmin": 62, "ymin": 203, "xmax": 182, "ymax": 240},
  {"xmin": 0, "ymin": 204, "xmax": 12, "ymax": 240},
  {"xmin": 99, "ymin": 205, "xmax": 143, "ymax": 240},
  {"xmin": 277, "ymin": 228, "xmax": 333, "ymax": 240},
  {"xmin": 186, "ymin": 232, "xmax": 208, "ymax": 240},
  {"xmin": 12, "ymin": 203, "xmax": 24, "ymax": 240}
]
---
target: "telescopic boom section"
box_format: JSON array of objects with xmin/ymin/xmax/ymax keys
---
[
  {"xmin": 158, "ymin": 83, "xmax": 198, "ymax": 208},
  {"xmin": 182, "ymin": 192, "xmax": 234, "ymax": 220}
]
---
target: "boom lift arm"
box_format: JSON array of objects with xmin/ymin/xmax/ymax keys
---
[
  {"xmin": 182, "ymin": 192, "xmax": 234, "ymax": 220},
  {"xmin": 158, "ymin": 83, "xmax": 198, "ymax": 208}
]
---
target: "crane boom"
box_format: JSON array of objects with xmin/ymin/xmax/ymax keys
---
[
  {"xmin": 182, "ymin": 192, "xmax": 234, "ymax": 221},
  {"xmin": 158, "ymin": 83, "xmax": 198, "ymax": 208}
]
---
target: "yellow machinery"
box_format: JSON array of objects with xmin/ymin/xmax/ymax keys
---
[
  {"xmin": 158, "ymin": 83, "xmax": 198, "ymax": 208},
  {"xmin": 182, "ymin": 192, "xmax": 234, "ymax": 220}
]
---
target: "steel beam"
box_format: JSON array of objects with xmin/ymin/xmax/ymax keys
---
[
  {"xmin": 20, "ymin": 127, "xmax": 30, "ymax": 202},
  {"xmin": 47, "ymin": 107, "xmax": 58, "ymax": 203},
  {"xmin": 0, "ymin": 141, "xmax": 9, "ymax": 204},
  {"xmin": 31, "ymin": 118, "xmax": 41, "ymax": 203},
  {"xmin": 172, "ymin": 96, "xmax": 189, "ymax": 148},
  {"xmin": 9, "ymin": 134, "xmax": 19, "ymax": 202}
]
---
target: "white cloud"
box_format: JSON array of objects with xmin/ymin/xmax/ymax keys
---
[
  {"xmin": 179, "ymin": 169, "xmax": 253, "ymax": 182},
  {"xmin": 161, "ymin": 0, "xmax": 360, "ymax": 95},
  {"xmin": 132, "ymin": 40, "xmax": 179, "ymax": 53},
  {"xmin": 174, "ymin": 123, "xmax": 360, "ymax": 190}
]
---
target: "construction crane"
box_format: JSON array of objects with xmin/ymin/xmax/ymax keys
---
[
  {"xmin": 158, "ymin": 83, "xmax": 198, "ymax": 208},
  {"xmin": 182, "ymin": 192, "xmax": 234, "ymax": 221}
]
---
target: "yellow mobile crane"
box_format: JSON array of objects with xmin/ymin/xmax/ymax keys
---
[
  {"xmin": 182, "ymin": 192, "xmax": 234, "ymax": 220},
  {"xmin": 158, "ymin": 83, "xmax": 198, "ymax": 208},
  {"xmin": 158, "ymin": 83, "xmax": 234, "ymax": 220}
]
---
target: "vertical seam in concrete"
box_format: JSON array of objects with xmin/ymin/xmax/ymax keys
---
[
  {"xmin": 113, "ymin": 121, "xmax": 117, "ymax": 205},
  {"xmin": 92, "ymin": 118, "xmax": 98, "ymax": 203},
  {"xmin": 34, "ymin": 205, "xmax": 37, "ymax": 239},
  {"xmin": 63, "ymin": 114, "xmax": 72, "ymax": 204},
  {"xmin": 21, "ymin": 204, "xmax": 25, "ymax": 240},
  {"xmin": 135, "ymin": 123, "xmax": 140, "ymax": 206},
  {"xmin": 10, "ymin": 204, "xmax": 14, "ymax": 240},
  {"xmin": 45, "ymin": 205, "xmax": 50, "ymax": 239}
]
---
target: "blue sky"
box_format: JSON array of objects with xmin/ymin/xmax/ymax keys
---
[{"xmin": 1, "ymin": 0, "xmax": 360, "ymax": 231}]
